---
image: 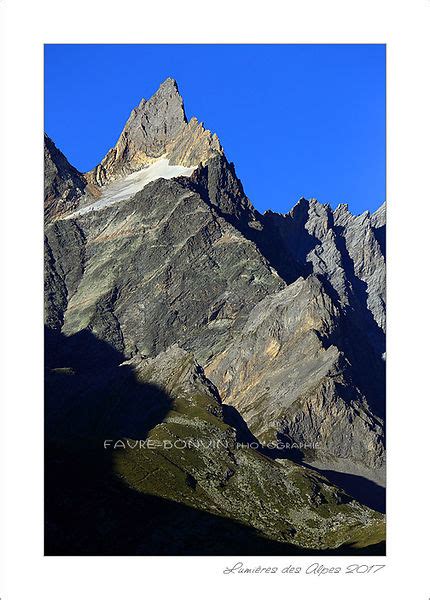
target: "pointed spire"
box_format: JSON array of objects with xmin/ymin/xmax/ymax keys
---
[
  {"xmin": 87, "ymin": 77, "xmax": 222, "ymax": 186},
  {"xmin": 158, "ymin": 77, "xmax": 179, "ymax": 92}
]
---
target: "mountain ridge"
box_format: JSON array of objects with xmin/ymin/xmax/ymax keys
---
[
  {"xmin": 44, "ymin": 77, "xmax": 386, "ymax": 554},
  {"xmin": 45, "ymin": 77, "xmax": 385, "ymax": 221}
]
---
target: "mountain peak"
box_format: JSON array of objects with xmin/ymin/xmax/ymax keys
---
[
  {"xmin": 135, "ymin": 78, "xmax": 181, "ymax": 109},
  {"xmin": 87, "ymin": 78, "xmax": 222, "ymax": 186},
  {"xmin": 288, "ymin": 197, "xmax": 310, "ymax": 219},
  {"xmin": 158, "ymin": 76, "xmax": 179, "ymax": 92},
  {"xmin": 141, "ymin": 77, "xmax": 185, "ymax": 121}
]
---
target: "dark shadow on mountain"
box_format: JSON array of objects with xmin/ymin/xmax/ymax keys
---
[
  {"xmin": 46, "ymin": 327, "xmax": 311, "ymax": 556},
  {"xmin": 222, "ymin": 404, "xmax": 262, "ymax": 447},
  {"xmin": 265, "ymin": 441, "xmax": 385, "ymax": 514},
  {"xmin": 333, "ymin": 223, "xmax": 385, "ymax": 349},
  {"xmin": 46, "ymin": 439, "xmax": 299, "ymax": 556},
  {"xmin": 337, "ymin": 313, "xmax": 385, "ymax": 421},
  {"xmin": 46, "ymin": 440, "xmax": 384, "ymax": 556},
  {"xmin": 373, "ymin": 224, "xmax": 386, "ymax": 260},
  {"xmin": 45, "ymin": 327, "xmax": 171, "ymax": 442},
  {"xmin": 322, "ymin": 469, "xmax": 385, "ymax": 514},
  {"xmin": 45, "ymin": 327, "xmax": 384, "ymax": 555},
  {"xmin": 303, "ymin": 465, "xmax": 386, "ymax": 514},
  {"xmin": 220, "ymin": 403, "xmax": 385, "ymax": 518},
  {"xmin": 260, "ymin": 429, "xmax": 385, "ymax": 514},
  {"xmin": 260, "ymin": 201, "xmax": 317, "ymax": 283}
]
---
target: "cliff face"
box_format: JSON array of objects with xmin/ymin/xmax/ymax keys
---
[
  {"xmin": 44, "ymin": 78, "xmax": 386, "ymax": 554},
  {"xmin": 44, "ymin": 134, "xmax": 88, "ymax": 221}
]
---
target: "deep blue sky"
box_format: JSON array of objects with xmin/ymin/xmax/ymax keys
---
[{"xmin": 44, "ymin": 44, "xmax": 385, "ymax": 214}]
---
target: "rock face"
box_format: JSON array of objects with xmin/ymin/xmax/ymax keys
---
[
  {"xmin": 87, "ymin": 78, "xmax": 222, "ymax": 187},
  {"xmin": 206, "ymin": 275, "xmax": 385, "ymax": 483},
  {"xmin": 44, "ymin": 78, "xmax": 386, "ymax": 555},
  {"xmin": 44, "ymin": 134, "xmax": 88, "ymax": 221}
]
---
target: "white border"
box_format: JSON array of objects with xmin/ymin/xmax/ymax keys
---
[{"xmin": 1, "ymin": 0, "xmax": 429, "ymax": 598}]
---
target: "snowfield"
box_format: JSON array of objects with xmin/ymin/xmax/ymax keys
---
[{"xmin": 66, "ymin": 158, "xmax": 196, "ymax": 218}]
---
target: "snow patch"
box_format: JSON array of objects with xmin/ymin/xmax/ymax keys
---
[{"xmin": 66, "ymin": 158, "xmax": 196, "ymax": 218}]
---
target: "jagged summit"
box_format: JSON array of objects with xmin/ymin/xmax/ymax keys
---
[
  {"xmin": 87, "ymin": 77, "xmax": 223, "ymax": 186},
  {"xmin": 268, "ymin": 196, "xmax": 385, "ymax": 226},
  {"xmin": 45, "ymin": 79, "xmax": 385, "ymax": 230},
  {"xmin": 131, "ymin": 77, "xmax": 186, "ymax": 131},
  {"xmin": 157, "ymin": 76, "xmax": 181, "ymax": 95},
  {"xmin": 132, "ymin": 78, "xmax": 183, "ymax": 122}
]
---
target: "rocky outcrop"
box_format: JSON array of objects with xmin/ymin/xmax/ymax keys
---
[
  {"xmin": 333, "ymin": 202, "xmax": 386, "ymax": 332},
  {"xmin": 44, "ymin": 219, "xmax": 86, "ymax": 329},
  {"xmin": 44, "ymin": 134, "xmax": 88, "ymax": 221},
  {"xmin": 87, "ymin": 78, "xmax": 222, "ymax": 186}
]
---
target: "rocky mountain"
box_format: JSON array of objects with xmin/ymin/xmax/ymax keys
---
[{"xmin": 44, "ymin": 78, "xmax": 386, "ymax": 555}]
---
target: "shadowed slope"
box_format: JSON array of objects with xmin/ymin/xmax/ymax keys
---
[{"xmin": 45, "ymin": 328, "xmax": 385, "ymax": 554}]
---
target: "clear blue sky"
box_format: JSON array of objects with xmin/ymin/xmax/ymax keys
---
[{"xmin": 44, "ymin": 44, "xmax": 385, "ymax": 215}]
